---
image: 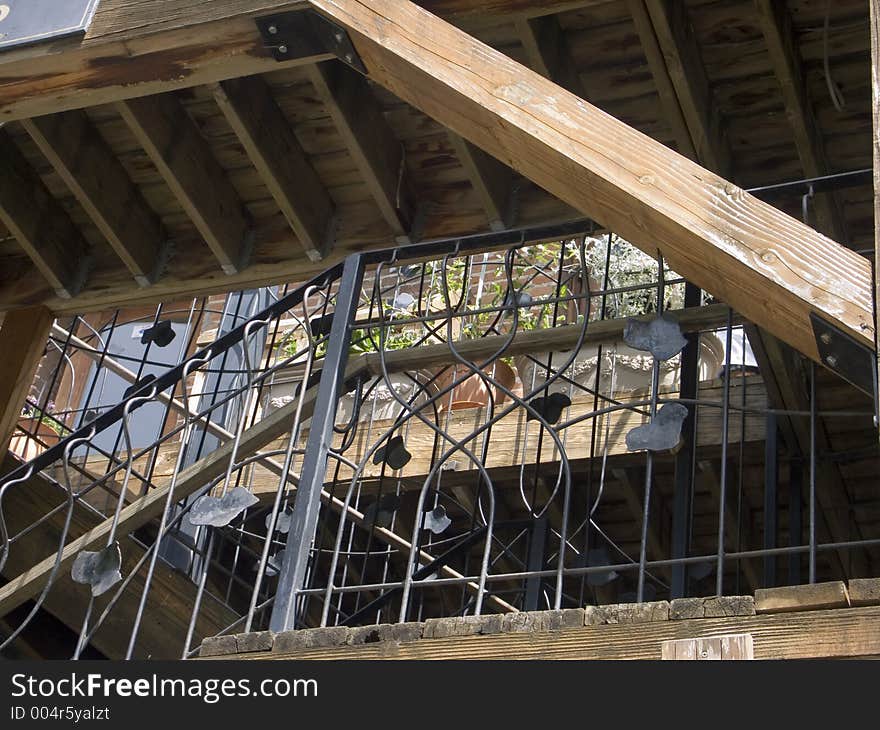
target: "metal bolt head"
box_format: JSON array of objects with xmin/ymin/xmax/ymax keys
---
[
  {"xmin": 825, "ymin": 354, "xmax": 838, "ymax": 368},
  {"xmin": 268, "ymin": 25, "xmax": 278, "ymax": 34},
  {"xmin": 820, "ymin": 332, "xmax": 832, "ymax": 345},
  {"xmin": 335, "ymin": 31, "xmax": 344, "ymax": 42},
  {"xmin": 278, "ymin": 45, "xmax": 288, "ymax": 54},
  {"xmin": 345, "ymin": 53, "xmax": 354, "ymax": 63}
]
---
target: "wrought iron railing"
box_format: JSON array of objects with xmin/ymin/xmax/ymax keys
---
[{"xmin": 0, "ymin": 199, "xmax": 877, "ymax": 659}]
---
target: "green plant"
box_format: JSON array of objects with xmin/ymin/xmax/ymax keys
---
[
  {"xmin": 20, "ymin": 401, "xmax": 66, "ymax": 436},
  {"xmin": 349, "ymin": 325, "xmax": 422, "ymax": 355},
  {"xmin": 583, "ymin": 234, "xmax": 684, "ymax": 318}
]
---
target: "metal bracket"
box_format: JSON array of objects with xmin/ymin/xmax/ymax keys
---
[
  {"xmin": 810, "ymin": 312, "xmax": 877, "ymax": 397},
  {"xmin": 255, "ymin": 9, "xmax": 365, "ymax": 73}
]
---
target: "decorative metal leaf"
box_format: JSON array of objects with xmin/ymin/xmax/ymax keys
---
[
  {"xmin": 189, "ymin": 487, "xmax": 259, "ymax": 528},
  {"xmin": 505, "ymin": 290, "xmax": 533, "ymax": 308},
  {"xmin": 310, "ymin": 313, "xmax": 334, "ymax": 337},
  {"xmin": 422, "ymin": 505, "xmax": 452, "ymax": 535},
  {"xmin": 71, "ymin": 543, "xmax": 123, "ymax": 597},
  {"xmin": 527, "ymin": 392, "xmax": 572, "ymax": 424},
  {"xmin": 373, "ymin": 435, "xmax": 412, "ymax": 470},
  {"xmin": 140, "ymin": 320, "xmax": 176, "ymax": 347},
  {"xmin": 625, "ymin": 402, "xmax": 689, "ymax": 452},
  {"xmin": 623, "ymin": 314, "xmax": 688, "ymax": 361},
  {"xmin": 123, "ymin": 374, "xmax": 157, "ymax": 400},
  {"xmin": 362, "ymin": 493, "xmax": 401, "ymax": 529},
  {"xmin": 390, "ymin": 291, "xmax": 415, "ymax": 310},
  {"xmin": 266, "ymin": 505, "xmax": 294, "ymax": 535}
]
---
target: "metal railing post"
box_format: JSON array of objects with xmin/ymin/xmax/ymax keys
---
[{"xmin": 270, "ymin": 253, "xmax": 365, "ymax": 632}]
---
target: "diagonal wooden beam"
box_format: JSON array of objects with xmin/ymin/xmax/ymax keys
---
[
  {"xmin": 448, "ymin": 132, "xmax": 516, "ymax": 232},
  {"xmin": 626, "ymin": 0, "xmax": 698, "ymax": 162},
  {"xmin": 213, "ymin": 76, "xmax": 336, "ymax": 262},
  {"xmin": 516, "ymin": 15, "xmax": 583, "ymax": 97},
  {"xmin": 309, "ymin": 0, "xmax": 874, "ymax": 365},
  {"xmin": 0, "ymin": 306, "xmax": 53, "ymax": 456},
  {"xmin": 639, "ymin": 0, "xmax": 729, "ymax": 175},
  {"xmin": 117, "ymin": 94, "xmax": 251, "ymax": 275},
  {"xmin": 307, "ymin": 60, "xmax": 415, "ymax": 243},
  {"xmin": 21, "ymin": 111, "xmax": 166, "ymax": 287},
  {"xmin": 0, "ymin": 131, "xmax": 90, "ymax": 299},
  {"xmin": 754, "ymin": 0, "xmax": 845, "ymax": 242}
]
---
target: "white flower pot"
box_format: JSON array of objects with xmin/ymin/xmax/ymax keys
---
[{"xmin": 515, "ymin": 333, "xmax": 725, "ymax": 396}]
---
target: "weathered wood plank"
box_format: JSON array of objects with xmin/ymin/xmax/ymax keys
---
[
  {"xmin": 0, "ymin": 132, "xmax": 90, "ymax": 298},
  {"xmin": 22, "ymin": 111, "xmax": 165, "ymax": 286},
  {"xmin": 309, "ymin": 0, "xmax": 873, "ymax": 363},
  {"xmin": 117, "ymin": 94, "xmax": 251, "ymax": 275},
  {"xmin": 0, "ymin": 306, "xmax": 53, "ymax": 455},
  {"xmin": 213, "ymin": 76, "xmax": 335, "ymax": 262},
  {"xmin": 0, "ymin": 1, "xmax": 605, "ymax": 122},
  {"xmin": 215, "ymin": 604, "xmax": 880, "ymax": 660}
]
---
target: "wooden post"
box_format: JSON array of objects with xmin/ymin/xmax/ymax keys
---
[
  {"xmin": 0, "ymin": 306, "xmax": 53, "ymax": 457},
  {"xmin": 872, "ymin": 0, "xmax": 880, "ymax": 431}
]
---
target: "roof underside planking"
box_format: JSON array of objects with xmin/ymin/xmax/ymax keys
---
[{"xmin": 0, "ymin": 0, "xmax": 874, "ymax": 366}]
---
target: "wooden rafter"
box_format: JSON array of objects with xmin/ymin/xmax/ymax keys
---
[
  {"xmin": 117, "ymin": 94, "xmax": 251, "ymax": 275},
  {"xmin": 0, "ymin": 306, "xmax": 53, "ymax": 456},
  {"xmin": 21, "ymin": 111, "xmax": 165, "ymax": 286},
  {"xmin": 213, "ymin": 76, "xmax": 335, "ymax": 261},
  {"xmin": 516, "ymin": 15, "xmax": 583, "ymax": 97},
  {"xmin": 308, "ymin": 0, "xmax": 873, "ymax": 365},
  {"xmin": 754, "ymin": 0, "xmax": 845, "ymax": 242},
  {"xmin": 626, "ymin": 0, "xmax": 697, "ymax": 162},
  {"xmin": 307, "ymin": 60, "xmax": 414, "ymax": 242},
  {"xmin": 0, "ymin": 1, "xmax": 606, "ymax": 123},
  {"xmin": 639, "ymin": 0, "xmax": 729, "ymax": 175},
  {"xmin": 0, "ymin": 132, "xmax": 90, "ymax": 299},
  {"xmin": 448, "ymin": 133, "xmax": 515, "ymax": 232}
]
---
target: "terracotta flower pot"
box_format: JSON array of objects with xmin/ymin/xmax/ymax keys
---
[
  {"xmin": 433, "ymin": 360, "xmax": 517, "ymax": 413},
  {"xmin": 10, "ymin": 418, "xmax": 61, "ymax": 461}
]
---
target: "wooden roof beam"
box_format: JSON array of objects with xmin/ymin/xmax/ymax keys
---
[
  {"xmin": 309, "ymin": 0, "xmax": 873, "ymax": 364},
  {"xmin": 638, "ymin": 0, "xmax": 729, "ymax": 175},
  {"xmin": 754, "ymin": 0, "xmax": 846, "ymax": 243},
  {"xmin": 307, "ymin": 60, "xmax": 415, "ymax": 243},
  {"xmin": 626, "ymin": 0, "xmax": 698, "ymax": 162},
  {"xmin": 117, "ymin": 94, "xmax": 251, "ymax": 275},
  {"xmin": 516, "ymin": 14, "xmax": 584, "ymax": 98},
  {"xmin": 21, "ymin": 111, "xmax": 166, "ymax": 287},
  {"xmin": 0, "ymin": 131, "xmax": 90, "ymax": 298},
  {"xmin": 448, "ymin": 133, "xmax": 516, "ymax": 232},
  {"xmin": 0, "ymin": 1, "xmax": 605, "ymax": 123},
  {"xmin": 213, "ymin": 76, "xmax": 336, "ymax": 262}
]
